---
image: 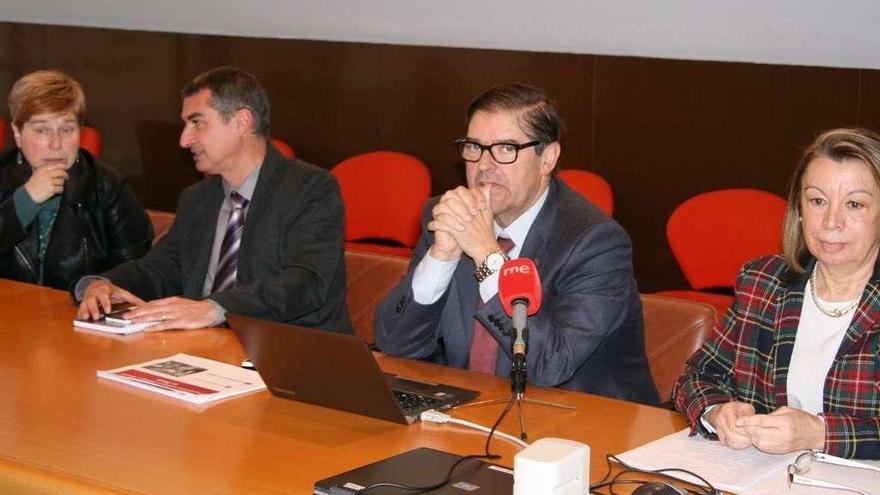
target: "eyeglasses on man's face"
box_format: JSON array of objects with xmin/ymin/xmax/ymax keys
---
[
  {"xmin": 787, "ymin": 451, "xmax": 879, "ymax": 494},
  {"xmin": 455, "ymin": 138, "xmax": 540, "ymax": 164}
]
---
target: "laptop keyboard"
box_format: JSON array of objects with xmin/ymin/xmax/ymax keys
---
[{"xmin": 393, "ymin": 389, "xmax": 441, "ymax": 413}]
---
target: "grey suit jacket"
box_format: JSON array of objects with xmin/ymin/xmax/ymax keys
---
[
  {"xmin": 101, "ymin": 146, "xmax": 352, "ymax": 333},
  {"xmin": 374, "ymin": 178, "xmax": 658, "ymax": 404}
]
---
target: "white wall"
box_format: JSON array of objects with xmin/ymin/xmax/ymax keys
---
[{"xmin": 2, "ymin": 0, "xmax": 879, "ymax": 69}]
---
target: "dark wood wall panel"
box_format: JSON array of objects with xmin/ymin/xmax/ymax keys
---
[
  {"xmin": 593, "ymin": 56, "xmax": 859, "ymax": 289},
  {"xmin": 856, "ymin": 69, "xmax": 880, "ymax": 129},
  {"xmin": 177, "ymin": 36, "xmax": 386, "ymax": 167},
  {"xmin": 0, "ymin": 21, "xmax": 876, "ymax": 291},
  {"xmin": 1, "ymin": 24, "xmax": 201, "ymax": 206},
  {"xmin": 373, "ymin": 45, "xmax": 594, "ymax": 192}
]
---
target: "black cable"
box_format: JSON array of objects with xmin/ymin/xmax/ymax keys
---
[
  {"xmin": 594, "ymin": 468, "xmax": 711, "ymax": 495},
  {"xmin": 609, "ymin": 454, "xmax": 719, "ymax": 494},
  {"xmin": 354, "ymin": 392, "xmax": 518, "ymax": 494},
  {"xmin": 589, "ymin": 453, "xmax": 720, "ymax": 495},
  {"xmin": 353, "ymin": 455, "xmax": 490, "ymax": 494},
  {"xmin": 484, "ymin": 392, "xmax": 517, "ymax": 457}
]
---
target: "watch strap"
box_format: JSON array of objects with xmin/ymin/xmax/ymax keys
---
[{"xmin": 474, "ymin": 251, "xmax": 510, "ymax": 282}]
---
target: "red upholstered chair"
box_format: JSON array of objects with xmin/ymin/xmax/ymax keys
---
[
  {"xmin": 0, "ymin": 117, "xmax": 7, "ymax": 151},
  {"xmin": 146, "ymin": 209, "xmax": 176, "ymax": 245},
  {"xmin": 344, "ymin": 250, "xmax": 410, "ymax": 344},
  {"xmin": 641, "ymin": 294, "xmax": 715, "ymax": 402},
  {"xmin": 271, "ymin": 138, "xmax": 295, "ymax": 158},
  {"xmin": 557, "ymin": 169, "xmax": 613, "ymax": 216},
  {"xmin": 656, "ymin": 188, "xmax": 786, "ymax": 317},
  {"xmin": 80, "ymin": 126, "xmax": 102, "ymax": 157},
  {"xmin": 331, "ymin": 151, "xmax": 431, "ymax": 258}
]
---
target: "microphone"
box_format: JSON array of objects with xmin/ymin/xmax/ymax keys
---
[{"xmin": 498, "ymin": 258, "xmax": 542, "ymax": 378}]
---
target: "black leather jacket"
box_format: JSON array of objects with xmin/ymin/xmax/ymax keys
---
[{"xmin": 0, "ymin": 148, "xmax": 153, "ymax": 290}]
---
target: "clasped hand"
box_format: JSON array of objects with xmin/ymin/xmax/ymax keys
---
[
  {"xmin": 427, "ymin": 185, "xmax": 498, "ymax": 262},
  {"xmin": 706, "ymin": 401, "xmax": 825, "ymax": 454},
  {"xmin": 78, "ymin": 280, "xmax": 220, "ymax": 331}
]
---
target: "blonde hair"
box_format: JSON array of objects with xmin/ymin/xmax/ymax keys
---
[
  {"xmin": 8, "ymin": 70, "xmax": 85, "ymax": 128},
  {"xmin": 783, "ymin": 128, "xmax": 880, "ymax": 272}
]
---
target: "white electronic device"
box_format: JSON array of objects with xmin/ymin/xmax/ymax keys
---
[{"xmin": 513, "ymin": 438, "xmax": 589, "ymax": 495}]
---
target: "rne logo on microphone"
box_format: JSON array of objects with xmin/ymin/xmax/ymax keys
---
[{"xmin": 503, "ymin": 265, "xmax": 531, "ymax": 276}]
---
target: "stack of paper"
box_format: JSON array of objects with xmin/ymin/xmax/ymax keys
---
[
  {"xmin": 98, "ymin": 353, "xmax": 265, "ymax": 405},
  {"xmin": 75, "ymin": 318, "xmax": 158, "ymax": 335},
  {"xmin": 617, "ymin": 429, "xmax": 880, "ymax": 495}
]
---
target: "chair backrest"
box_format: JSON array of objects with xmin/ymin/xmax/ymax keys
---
[
  {"xmin": 557, "ymin": 169, "xmax": 613, "ymax": 215},
  {"xmin": 344, "ymin": 250, "xmax": 409, "ymax": 344},
  {"xmin": 344, "ymin": 241, "xmax": 413, "ymax": 259},
  {"xmin": 641, "ymin": 293, "xmax": 715, "ymax": 402},
  {"xmin": 146, "ymin": 209, "xmax": 176, "ymax": 245},
  {"xmin": 332, "ymin": 151, "xmax": 431, "ymax": 248},
  {"xmin": 0, "ymin": 117, "xmax": 7, "ymax": 152},
  {"xmin": 667, "ymin": 188, "xmax": 786, "ymax": 290},
  {"xmin": 271, "ymin": 138, "xmax": 295, "ymax": 159},
  {"xmin": 80, "ymin": 126, "xmax": 102, "ymax": 157}
]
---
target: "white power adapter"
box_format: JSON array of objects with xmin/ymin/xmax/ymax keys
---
[{"xmin": 513, "ymin": 438, "xmax": 589, "ymax": 495}]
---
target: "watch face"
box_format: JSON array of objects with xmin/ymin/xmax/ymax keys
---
[{"xmin": 486, "ymin": 252, "xmax": 505, "ymax": 271}]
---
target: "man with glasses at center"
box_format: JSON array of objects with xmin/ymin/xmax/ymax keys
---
[{"xmin": 374, "ymin": 83, "xmax": 658, "ymax": 404}]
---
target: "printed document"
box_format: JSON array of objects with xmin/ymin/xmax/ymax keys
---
[{"xmin": 98, "ymin": 353, "xmax": 265, "ymax": 405}]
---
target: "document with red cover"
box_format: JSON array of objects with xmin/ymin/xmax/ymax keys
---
[{"xmin": 97, "ymin": 353, "xmax": 265, "ymax": 405}]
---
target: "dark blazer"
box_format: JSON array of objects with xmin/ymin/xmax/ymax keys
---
[
  {"xmin": 100, "ymin": 146, "xmax": 352, "ymax": 333},
  {"xmin": 374, "ymin": 178, "xmax": 658, "ymax": 404},
  {"xmin": 0, "ymin": 148, "xmax": 153, "ymax": 290},
  {"xmin": 674, "ymin": 255, "xmax": 880, "ymax": 459}
]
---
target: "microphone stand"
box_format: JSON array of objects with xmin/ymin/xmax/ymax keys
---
[{"xmin": 458, "ymin": 298, "xmax": 575, "ymax": 441}]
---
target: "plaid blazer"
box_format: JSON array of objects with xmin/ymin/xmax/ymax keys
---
[{"xmin": 673, "ymin": 254, "xmax": 880, "ymax": 459}]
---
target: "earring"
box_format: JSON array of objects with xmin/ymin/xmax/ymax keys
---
[{"xmin": 15, "ymin": 150, "xmax": 22, "ymax": 166}]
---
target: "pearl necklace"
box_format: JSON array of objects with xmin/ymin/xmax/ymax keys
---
[{"xmin": 809, "ymin": 266, "xmax": 859, "ymax": 318}]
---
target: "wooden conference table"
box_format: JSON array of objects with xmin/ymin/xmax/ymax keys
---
[{"xmin": 0, "ymin": 279, "xmax": 686, "ymax": 494}]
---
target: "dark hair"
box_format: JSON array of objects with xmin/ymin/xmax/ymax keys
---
[
  {"xmin": 467, "ymin": 83, "xmax": 562, "ymax": 154},
  {"xmin": 8, "ymin": 69, "xmax": 86, "ymax": 128},
  {"xmin": 182, "ymin": 66, "xmax": 270, "ymax": 138},
  {"xmin": 783, "ymin": 127, "xmax": 880, "ymax": 272}
]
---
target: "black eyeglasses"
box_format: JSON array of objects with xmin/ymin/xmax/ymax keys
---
[{"xmin": 454, "ymin": 138, "xmax": 540, "ymax": 164}]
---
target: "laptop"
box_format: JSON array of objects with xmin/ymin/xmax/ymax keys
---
[
  {"xmin": 227, "ymin": 313, "xmax": 479, "ymax": 424},
  {"xmin": 313, "ymin": 447, "xmax": 513, "ymax": 495}
]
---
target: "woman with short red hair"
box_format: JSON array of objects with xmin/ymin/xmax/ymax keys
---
[{"xmin": 0, "ymin": 69, "xmax": 152, "ymax": 289}]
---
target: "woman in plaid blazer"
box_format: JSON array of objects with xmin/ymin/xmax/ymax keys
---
[{"xmin": 674, "ymin": 128, "xmax": 880, "ymax": 459}]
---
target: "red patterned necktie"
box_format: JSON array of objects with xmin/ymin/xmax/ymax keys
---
[
  {"xmin": 468, "ymin": 236, "xmax": 515, "ymax": 374},
  {"xmin": 212, "ymin": 192, "xmax": 249, "ymax": 293}
]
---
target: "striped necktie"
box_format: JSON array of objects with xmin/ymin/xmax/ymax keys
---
[
  {"xmin": 468, "ymin": 236, "xmax": 516, "ymax": 374},
  {"xmin": 212, "ymin": 192, "xmax": 249, "ymax": 293}
]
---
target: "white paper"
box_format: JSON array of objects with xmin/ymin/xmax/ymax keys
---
[
  {"xmin": 617, "ymin": 429, "xmax": 880, "ymax": 495},
  {"xmin": 752, "ymin": 456, "xmax": 880, "ymax": 495},
  {"xmin": 97, "ymin": 353, "xmax": 265, "ymax": 405}
]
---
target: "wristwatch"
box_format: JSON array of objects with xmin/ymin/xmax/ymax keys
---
[{"xmin": 475, "ymin": 250, "xmax": 510, "ymax": 282}]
